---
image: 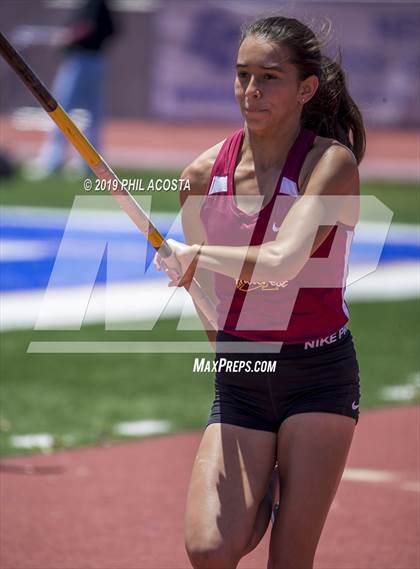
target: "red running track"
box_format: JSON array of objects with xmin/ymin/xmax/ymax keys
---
[{"xmin": 1, "ymin": 405, "xmax": 419, "ymax": 569}]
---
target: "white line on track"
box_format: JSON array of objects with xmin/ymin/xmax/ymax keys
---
[
  {"xmin": 1, "ymin": 279, "xmax": 196, "ymax": 331},
  {"xmin": 9, "ymin": 421, "xmax": 173, "ymax": 450},
  {"xmin": 343, "ymin": 467, "xmax": 398, "ymax": 483},
  {"xmin": 10, "ymin": 433, "xmax": 54, "ymax": 450},
  {"xmin": 380, "ymin": 372, "xmax": 420, "ymax": 402},
  {"xmin": 113, "ymin": 420, "xmax": 172, "ymax": 437},
  {"xmin": 342, "ymin": 468, "xmax": 420, "ymax": 493}
]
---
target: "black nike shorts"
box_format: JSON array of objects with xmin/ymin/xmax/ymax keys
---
[{"xmin": 207, "ymin": 327, "xmax": 361, "ymax": 433}]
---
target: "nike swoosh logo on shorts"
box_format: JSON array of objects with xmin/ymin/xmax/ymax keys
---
[{"xmin": 352, "ymin": 401, "xmax": 359, "ymax": 410}]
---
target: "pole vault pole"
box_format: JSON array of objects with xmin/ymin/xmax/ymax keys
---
[{"xmin": 0, "ymin": 31, "xmax": 217, "ymax": 330}]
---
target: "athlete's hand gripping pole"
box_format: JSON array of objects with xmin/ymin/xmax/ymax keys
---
[{"xmin": 0, "ymin": 31, "xmax": 217, "ymax": 330}]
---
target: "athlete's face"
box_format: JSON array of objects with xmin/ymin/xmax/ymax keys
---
[{"xmin": 235, "ymin": 35, "xmax": 315, "ymax": 132}]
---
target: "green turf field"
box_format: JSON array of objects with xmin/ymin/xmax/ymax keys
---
[{"xmin": 0, "ymin": 171, "xmax": 419, "ymax": 456}]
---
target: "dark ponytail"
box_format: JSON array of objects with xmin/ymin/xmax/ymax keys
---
[{"xmin": 240, "ymin": 16, "xmax": 366, "ymax": 164}]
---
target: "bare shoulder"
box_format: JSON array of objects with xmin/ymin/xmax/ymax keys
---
[
  {"xmin": 300, "ymin": 136, "xmax": 359, "ymax": 196},
  {"xmin": 180, "ymin": 140, "xmax": 224, "ymax": 243},
  {"xmin": 180, "ymin": 140, "xmax": 225, "ymax": 201}
]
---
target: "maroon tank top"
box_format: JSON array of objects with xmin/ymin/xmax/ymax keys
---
[{"xmin": 200, "ymin": 128, "xmax": 354, "ymax": 343}]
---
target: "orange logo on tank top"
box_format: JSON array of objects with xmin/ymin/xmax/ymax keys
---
[{"xmin": 236, "ymin": 279, "xmax": 289, "ymax": 292}]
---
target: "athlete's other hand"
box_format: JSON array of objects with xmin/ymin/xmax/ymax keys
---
[{"xmin": 153, "ymin": 239, "xmax": 200, "ymax": 288}]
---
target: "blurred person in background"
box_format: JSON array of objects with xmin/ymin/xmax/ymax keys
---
[
  {"xmin": 26, "ymin": 0, "xmax": 116, "ymax": 179},
  {"xmin": 0, "ymin": 150, "xmax": 16, "ymax": 180}
]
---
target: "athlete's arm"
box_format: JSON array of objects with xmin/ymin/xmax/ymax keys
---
[
  {"xmin": 161, "ymin": 142, "xmax": 223, "ymax": 344},
  {"xmin": 169, "ymin": 143, "xmax": 359, "ymax": 284},
  {"xmin": 258, "ymin": 142, "xmax": 359, "ymax": 280}
]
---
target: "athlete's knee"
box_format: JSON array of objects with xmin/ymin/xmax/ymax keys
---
[{"xmin": 185, "ymin": 539, "xmax": 239, "ymax": 569}]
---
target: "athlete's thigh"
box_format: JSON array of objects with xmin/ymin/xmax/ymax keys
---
[
  {"xmin": 185, "ymin": 422, "xmax": 277, "ymax": 555},
  {"xmin": 269, "ymin": 412, "xmax": 356, "ymax": 568}
]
